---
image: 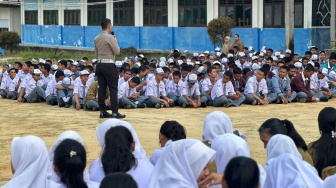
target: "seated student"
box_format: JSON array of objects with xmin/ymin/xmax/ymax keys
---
[
  {"xmin": 263, "ymin": 64, "xmax": 279, "ymax": 104},
  {"xmin": 275, "ymin": 65, "xmax": 297, "ymax": 103},
  {"xmin": 57, "ymin": 59, "xmax": 69, "ymax": 72},
  {"xmin": 147, "ymin": 139, "xmax": 216, "ymax": 188},
  {"xmin": 294, "ymin": 62, "xmax": 303, "ymax": 75},
  {"xmin": 99, "ymin": 173, "xmax": 138, "ymax": 188},
  {"xmin": 118, "ymin": 77, "xmax": 146, "ymax": 109},
  {"xmin": 195, "ymin": 66, "xmax": 207, "ymax": 92},
  {"xmin": 150, "ymin": 121, "xmax": 186, "ymax": 166},
  {"xmin": 231, "ymin": 67, "xmax": 246, "ymax": 93},
  {"xmin": 53, "ymin": 139, "xmax": 99, "ymax": 188},
  {"xmin": 201, "ymin": 67, "xmax": 218, "ymax": 106},
  {"xmin": 17, "ymin": 69, "xmax": 46, "ymax": 103},
  {"xmin": 136, "ymin": 65, "xmax": 150, "ymax": 96},
  {"xmin": 302, "ymin": 57, "xmax": 310, "ymax": 69},
  {"xmin": 45, "ymin": 70, "xmax": 64, "ymax": 106},
  {"xmin": 2, "ymin": 136, "xmax": 59, "ymax": 188},
  {"xmin": 272, "ymin": 61, "xmax": 285, "ymax": 76},
  {"xmin": 16, "ymin": 61, "xmax": 32, "ymax": 93},
  {"xmin": 178, "ymin": 73, "xmax": 207, "ymax": 108},
  {"xmin": 50, "ymin": 65, "xmax": 58, "ymax": 75},
  {"xmin": 0, "ymin": 68, "xmax": 19, "ymax": 99},
  {"xmin": 308, "ymin": 107, "xmax": 336, "ymax": 179},
  {"xmin": 73, "ymin": 70, "xmax": 92, "ymax": 110},
  {"xmin": 166, "ymin": 71, "xmax": 183, "ymax": 105},
  {"xmin": 244, "ymin": 67, "xmax": 269, "ymax": 105},
  {"xmin": 145, "ymin": 68, "xmax": 173, "ymax": 108},
  {"xmin": 161, "ymin": 67, "xmax": 172, "ymax": 84},
  {"xmin": 179, "ymin": 65, "xmax": 189, "ymax": 82},
  {"xmin": 56, "ymin": 70, "xmax": 74, "ymax": 108},
  {"xmin": 258, "ymin": 118, "xmax": 313, "ymax": 165},
  {"xmin": 309, "ymin": 68, "xmax": 332, "ymax": 101},
  {"xmin": 291, "ymin": 64, "xmax": 318, "ymax": 103},
  {"xmin": 84, "ymin": 79, "xmax": 110, "ymax": 111},
  {"xmin": 265, "ymin": 153, "xmax": 323, "ymax": 188},
  {"xmin": 13, "ymin": 61, "xmax": 22, "ymax": 72},
  {"xmin": 118, "ymin": 69, "xmax": 132, "ymax": 88},
  {"xmin": 0, "ymin": 63, "xmax": 10, "ymax": 83},
  {"xmin": 211, "ymin": 71, "xmax": 245, "ymax": 107}
]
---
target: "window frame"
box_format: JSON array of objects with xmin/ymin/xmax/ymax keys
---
[
  {"xmin": 113, "ymin": 0, "xmax": 135, "ymax": 26},
  {"xmin": 178, "ymin": 0, "xmax": 207, "ymax": 27},
  {"xmin": 143, "ymin": 0, "xmax": 168, "ymax": 26},
  {"xmin": 43, "ymin": 10, "xmax": 58, "ymax": 25},
  {"xmin": 218, "ymin": 0, "xmax": 252, "ymax": 28},
  {"xmin": 87, "ymin": 0, "xmax": 106, "ymax": 26},
  {"xmin": 24, "ymin": 10, "xmax": 38, "ymax": 25},
  {"xmin": 64, "ymin": 10, "xmax": 81, "ymax": 25}
]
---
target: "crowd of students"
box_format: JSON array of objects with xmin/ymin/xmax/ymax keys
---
[
  {"xmin": 2, "ymin": 107, "xmax": 336, "ymax": 188},
  {"xmin": 1, "ymin": 39, "xmax": 336, "ymax": 109}
]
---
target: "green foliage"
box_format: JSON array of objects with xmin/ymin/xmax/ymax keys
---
[
  {"xmin": 207, "ymin": 16, "xmax": 235, "ymax": 46},
  {"xmin": 0, "ymin": 31, "xmax": 21, "ymax": 54}
]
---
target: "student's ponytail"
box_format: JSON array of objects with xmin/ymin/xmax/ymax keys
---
[
  {"xmin": 160, "ymin": 121, "xmax": 186, "ymax": 141},
  {"xmin": 54, "ymin": 139, "xmax": 88, "ymax": 188},
  {"xmin": 101, "ymin": 126, "xmax": 137, "ymax": 175},
  {"xmin": 282, "ymin": 119, "xmax": 308, "ymax": 151}
]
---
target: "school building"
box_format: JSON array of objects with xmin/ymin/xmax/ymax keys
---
[{"xmin": 0, "ymin": 0, "xmax": 334, "ymax": 56}]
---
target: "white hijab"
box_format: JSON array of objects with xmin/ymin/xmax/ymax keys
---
[
  {"xmin": 264, "ymin": 153, "xmax": 323, "ymax": 188},
  {"xmin": 323, "ymin": 173, "xmax": 336, "ymax": 188},
  {"xmin": 202, "ymin": 111, "xmax": 233, "ymax": 144},
  {"xmin": 2, "ymin": 136, "xmax": 59, "ymax": 188},
  {"xmin": 211, "ymin": 133, "xmax": 250, "ymax": 174},
  {"xmin": 147, "ymin": 139, "xmax": 216, "ymax": 188}
]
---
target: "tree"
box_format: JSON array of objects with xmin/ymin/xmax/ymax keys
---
[
  {"xmin": 207, "ymin": 16, "xmax": 235, "ymax": 47},
  {"xmin": 0, "ymin": 31, "xmax": 21, "ymax": 55}
]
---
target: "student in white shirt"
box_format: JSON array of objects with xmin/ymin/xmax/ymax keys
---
[
  {"xmin": 56, "ymin": 70, "xmax": 74, "ymax": 108},
  {"xmin": 166, "ymin": 71, "xmax": 184, "ymax": 105},
  {"xmin": 0, "ymin": 63, "xmax": 10, "ymax": 83},
  {"xmin": 310, "ymin": 68, "xmax": 332, "ymax": 101},
  {"xmin": 178, "ymin": 73, "xmax": 207, "ymax": 108},
  {"xmin": 73, "ymin": 70, "xmax": 92, "ymax": 110},
  {"xmin": 136, "ymin": 65, "xmax": 150, "ymax": 96},
  {"xmin": 46, "ymin": 71, "xmax": 64, "ymax": 106},
  {"xmin": 244, "ymin": 68, "xmax": 269, "ymax": 105},
  {"xmin": 150, "ymin": 121, "xmax": 186, "ymax": 166},
  {"xmin": 118, "ymin": 69, "xmax": 132, "ymax": 88},
  {"xmin": 41, "ymin": 64, "xmax": 54, "ymax": 90},
  {"xmin": 17, "ymin": 69, "xmax": 46, "ymax": 103},
  {"xmin": 145, "ymin": 68, "xmax": 173, "ymax": 108},
  {"xmin": 0, "ymin": 68, "xmax": 19, "ymax": 99},
  {"xmin": 212, "ymin": 71, "xmax": 245, "ymax": 107},
  {"xmin": 201, "ymin": 67, "xmax": 217, "ymax": 106},
  {"xmin": 118, "ymin": 77, "xmax": 146, "ymax": 109}
]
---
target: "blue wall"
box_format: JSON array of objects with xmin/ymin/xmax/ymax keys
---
[{"xmin": 22, "ymin": 25, "xmax": 330, "ymax": 56}]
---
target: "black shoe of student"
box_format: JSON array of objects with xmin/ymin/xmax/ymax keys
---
[
  {"xmin": 111, "ymin": 112, "xmax": 126, "ymax": 119},
  {"xmin": 64, "ymin": 102, "xmax": 70, "ymax": 108},
  {"xmin": 137, "ymin": 103, "xmax": 146, "ymax": 108},
  {"xmin": 100, "ymin": 111, "xmax": 112, "ymax": 118},
  {"xmin": 201, "ymin": 102, "xmax": 207, "ymax": 108},
  {"xmin": 51, "ymin": 101, "xmax": 58, "ymax": 106},
  {"xmin": 320, "ymin": 96, "xmax": 329, "ymax": 102}
]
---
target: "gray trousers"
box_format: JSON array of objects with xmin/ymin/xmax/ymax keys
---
[
  {"xmin": 145, "ymin": 98, "xmax": 163, "ymax": 108},
  {"xmin": 213, "ymin": 95, "xmax": 246, "ymax": 107},
  {"xmin": 57, "ymin": 89, "xmax": 73, "ymax": 106},
  {"xmin": 0, "ymin": 90, "xmax": 16, "ymax": 99},
  {"xmin": 46, "ymin": 95, "xmax": 58, "ymax": 105},
  {"xmin": 178, "ymin": 95, "xmax": 207, "ymax": 106},
  {"xmin": 26, "ymin": 86, "xmax": 46, "ymax": 103},
  {"xmin": 277, "ymin": 91, "xmax": 297, "ymax": 103},
  {"xmin": 167, "ymin": 92, "xmax": 179, "ymax": 103},
  {"xmin": 244, "ymin": 93, "xmax": 270, "ymax": 104},
  {"xmin": 86, "ymin": 100, "xmax": 100, "ymax": 111}
]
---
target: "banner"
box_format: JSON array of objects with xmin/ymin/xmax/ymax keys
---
[
  {"xmin": 24, "ymin": 0, "xmax": 38, "ymax": 10},
  {"xmin": 43, "ymin": 0, "xmax": 58, "ymax": 10},
  {"xmin": 64, "ymin": 0, "xmax": 80, "ymax": 10}
]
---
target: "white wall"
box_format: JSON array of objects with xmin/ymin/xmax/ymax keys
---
[{"xmin": 0, "ymin": 7, "xmax": 21, "ymax": 34}]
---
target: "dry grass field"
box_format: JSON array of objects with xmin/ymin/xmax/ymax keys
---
[{"xmin": 0, "ymin": 98, "xmax": 332, "ymax": 185}]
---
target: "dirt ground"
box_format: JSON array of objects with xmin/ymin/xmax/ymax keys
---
[{"xmin": 0, "ymin": 98, "xmax": 332, "ymax": 185}]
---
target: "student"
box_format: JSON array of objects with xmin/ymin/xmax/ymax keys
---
[
  {"xmin": 201, "ymin": 67, "xmax": 218, "ymax": 105},
  {"xmin": 244, "ymin": 68, "xmax": 269, "ymax": 105},
  {"xmin": 262, "ymin": 64, "xmax": 278, "ymax": 104},
  {"xmin": 84, "ymin": 79, "xmax": 110, "ymax": 111},
  {"xmin": 99, "ymin": 173, "xmax": 138, "ymax": 188},
  {"xmin": 211, "ymin": 71, "xmax": 245, "ymax": 107},
  {"xmin": 2, "ymin": 136, "xmax": 59, "ymax": 188},
  {"xmin": 118, "ymin": 69, "xmax": 132, "ymax": 87},
  {"xmin": 17, "ymin": 69, "xmax": 46, "ymax": 103},
  {"xmin": 41, "ymin": 64, "xmax": 53, "ymax": 90},
  {"xmin": 235, "ymin": 52, "xmax": 250, "ymax": 70},
  {"xmin": 178, "ymin": 73, "xmax": 207, "ymax": 108},
  {"xmin": 147, "ymin": 139, "xmax": 216, "ymax": 188},
  {"xmin": 90, "ymin": 126, "xmax": 153, "ymax": 188},
  {"xmin": 46, "ymin": 70, "xmax": 64, "ymax": 106},
  {"xmin": 288, "ymin": 64, "xmax": 297, "ymax": 83},
  {"xmin": 136, "ymin": 65, "xmax": 150, "ymax": 96},
  {"xmin": 308, "ymin": 107, "xmax": 336, "ymax": 179},
  {"xmin": 264, "ymin": 153, "xmax": 323, "ymax": 188},
  {"xmin": 258, "ymin": 118, "xmax": 313, "ymax": 165},
  {"xmin": 16, "ymin": 61, "xmax": 32, "ymax": 93},
  {"xmin": 145, "ymin": 68, "xmax": 173, "ymax": 108},
  {"xmin": 13, "ymin": 61, "xmax": 22, "ymax": 71},
  {"xmin": 166, "ymin": 71, "xmax": 184, "ymax": 105},
  {"xmin": 53, "ymin": 139, "xmax": 99, "ymax": 188},
  {"xmin": 0, "ymin": 68, "xmax": 19, "ymax": 99},
  {"xmin": 118, "ymin": 76, "xmax": 146, "ymax": 109},
  {"xmin": 291, "ymin": 64, "xmax": 318, "ymax": 102},
  {"xmin": 57, "ymin": 60, "xmax": 69, "ymax": 72},
  {"xmin": 73, "ymin": 70, "xmax": 92, "ymax": 110},
  {"xmin": 319, "ymin": 50, "xmax": 328, "ymax": 66},
  {"xmin": 180, "ymin": 65, "xmax": 189, "ymax": 82},
  {"xmin": 0, "ymin": 63, "xmax": 10, "ymax": 82},
  {"xmin": 150, "ymin": 120, "xmax": 186, "ymax": 166},
  {"xmin": 310, "ymin": 68, "xmax": 331, "ymax": 101},
  {"xmin": 56, "ymin": 70, "xmax": 74, "ymax": 108},
  {"xmin": 275, "ymin": 65, "xmax": 297, "ymax": 103},
  {"xmin": 232, "ymin": 67, "xmax": 246, "ymax": 93}
]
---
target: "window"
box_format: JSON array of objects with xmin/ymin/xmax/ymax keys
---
[
  {"xmin": 43, "ymin": 10, "xmax": 58, "ymax": 25},
  {"xmin": 25, "ymin": 11, "xmax": 38, "ymax": 24},
  {"xmin": 178, "ymin": 0, "xmax": 207, "ymax": 27},
  {"xmin": 312, "ymin": 0, "xmax": 330, "ymax": 26},
  {"xmin": 0, "ymin": 28, "xmax": 9, "ymax": 35},
  {"xmin": 143, "ymin": 0, "xmax": 168, "ymax": 26},
  {"xmin": 113, "ymin": 0, "xmax": 134, "ymax": 26},
  {"xmin": 64, "ymin": 10, "xmax": 81, "ymax": 25},
  {"xmin": 87, "ymin": 0, "xmax": 106, "ymax": 26},
  {"xmin": 294, "ymin": 0, "xmax": 303, "ymax": 28},
  {"xmin": 219, "ymin": 0, "xmax": 252, "ymax": 27}
]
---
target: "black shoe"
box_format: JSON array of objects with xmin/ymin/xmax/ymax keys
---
[
  {"xmin": 137, "ymin": 103, "xmax": 146, "ymax": 108},
  {"xmin": 64, "ymin": 102, "xmax": 70, "ymax": 108},
  {"xmin": 100, "ymin": 111, "xmax": 112, "ymax": 118},
  {"xmin": 201, "ymin": 102, "xmax": 207, "ymax": 108},
  {"xmin": 320, "ymin": 96, "xmax": 329, "ymax": 102},
  {"xmin": 111, "ymin": 112, "xmax": 126, "ymax": 119}
]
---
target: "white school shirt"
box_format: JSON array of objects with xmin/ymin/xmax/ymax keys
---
[
  {"xmin": 310, "ymin": 73, "xmax": 329, "ymax": 90},
  {"xmin": 23, "ymin": 78, "xmax": 44, "ymax": 98},
  {"xmin": 181, "ymin": 81, "xmax": 200, "ymax": 98},
  {"xmin": 244, "ymin": 76, "xmax": 268, "ymax": 95},
  {"xmin": 118, "ymin": 81, "xmax": 137, "ymax": 99},
  {"xmin": 0, "ymin": 71, "xmax": 8, "ymax": 80},
  {"xmin": 150, "ymin": 140, "xmax": 173, "ymax": 166},
  {"xmin": 166, "ymin": 80, "xmax": 184, "ymax": 95},
  {"xmin": 18, "ymin": 70, "xmax": 29, "ymax": 81},
  {"xmin": 145, "ymin": 78, "xmax": 167, "ymax": 98},
  {"xmin": 235, "ymin": 60, "xmax": 251, "ymax": 69},
  {"xmin": 18, "ymin": 73, "xmax": 32, "ymax": 93},
  {"xmin": 41, "ymin": 73, "xmax": 54, "ymax": 85},
  {"xmin": 201, "ymin": 78, "xmax": 215, "ymax": 92},
  {"xmin": 0, "ymin": 75, "xmax": 19, "ymax": 91},
  {"xmin": 211, "ymin": 79, "xmax": 236, "ymax": 100},
  {"xmin": 118, "ymin": 77, "xmax": 130, "ymax": 88},
  {"xmin": 45, "ymin": 79, "xmax": 58, "ymax": 97},
  {"xmin": 73, "ymin": 80, "xmax": 91, "ymax": 99}
]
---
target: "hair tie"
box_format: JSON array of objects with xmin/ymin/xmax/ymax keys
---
[
  {"xmin": 70, "ymin": 151, "xmax": 77, "ymax": 158},
  {"xmin": 332, "ymin": 131, "xmax": 335, "ymax": 139}
]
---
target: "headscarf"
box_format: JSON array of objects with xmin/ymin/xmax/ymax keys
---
[
  {"xmin": 264, "ymin": 153, "xmax": 323, "ymax": 188},
  {"xmin": 323, "ymin": 173, "xmax": 336, "ymax": 188},
  {"xmin": 202, "ymin": 111, "xmax": 233, "ymax": 144},
  {"xmin": 2, "ymin": 136, "xmax": 59, "ymax": 188},
  {"xmin": 147, "ymin": 139, "xmax": 216, "ymax": 188}
]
